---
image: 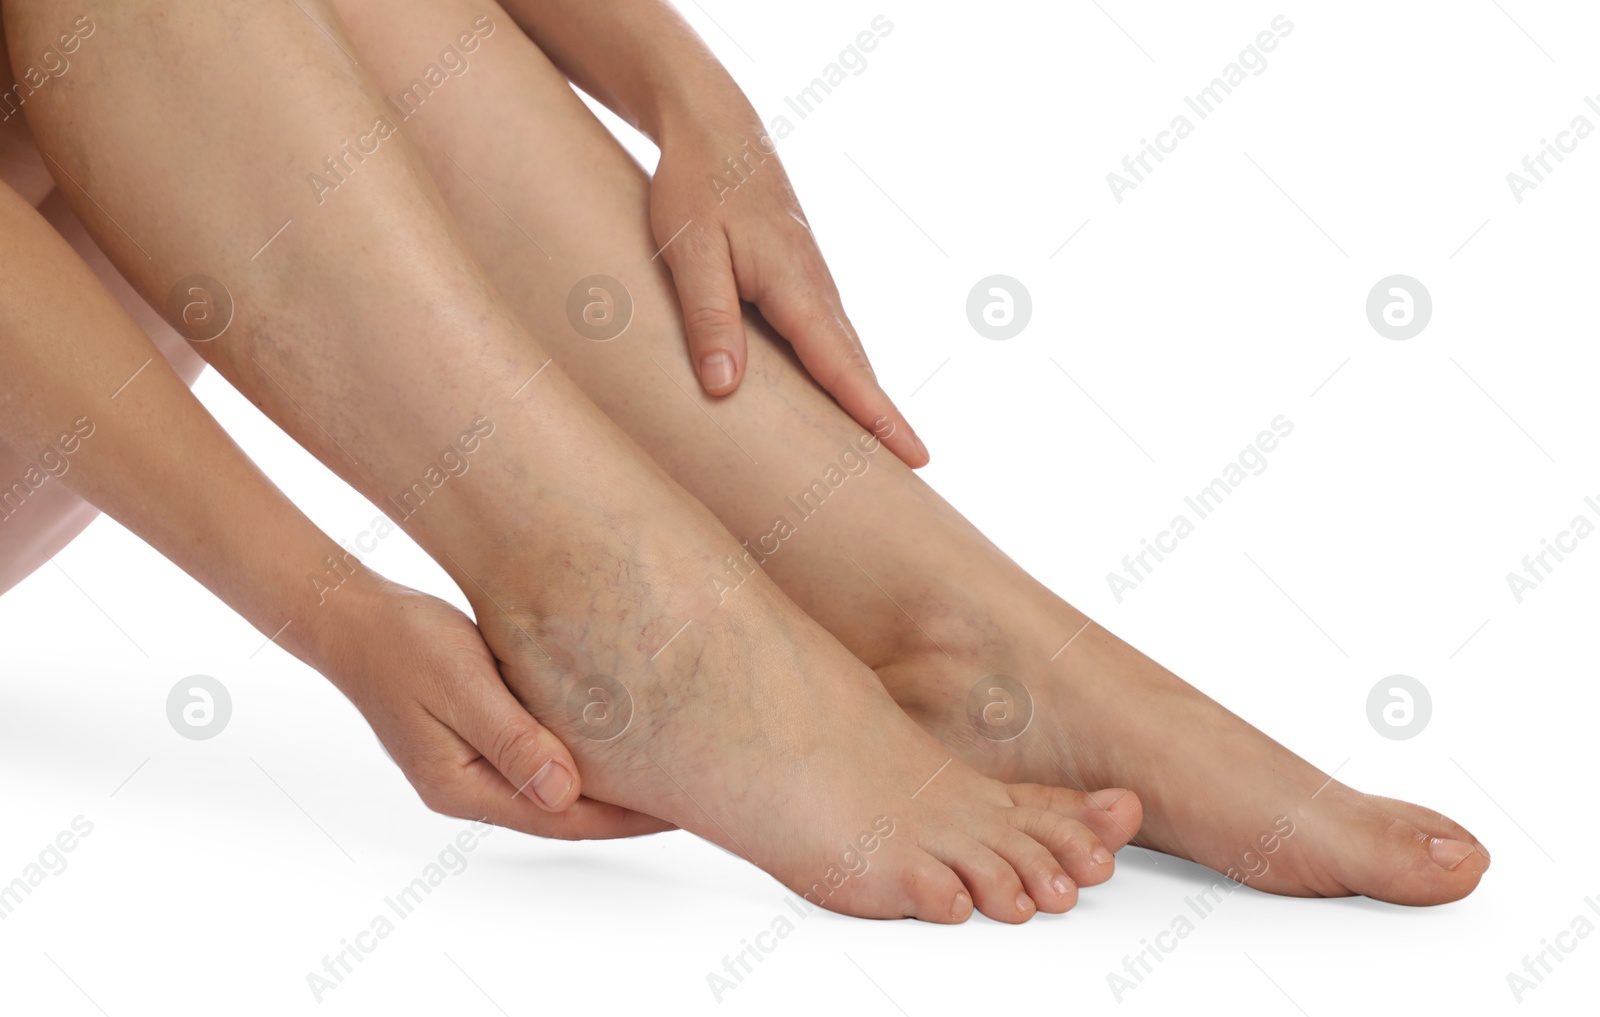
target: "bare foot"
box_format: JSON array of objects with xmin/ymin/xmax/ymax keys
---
[
  {"xmin": 859, "ymin": 556, "xmax": 1490, "ymax": 905},
  {"xmin": 462, "ymin": 492, "xmax": 1141, "ymax": 922},
  {"xmin": 311, "ymin": 577, "xmax": 676, "ymax": 840},
  {"xmin": 0, "ymin": 0, "xmax": 1133, "ymax": 926}
]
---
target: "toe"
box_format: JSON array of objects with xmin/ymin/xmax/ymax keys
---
[
  {"xmin": 981, "ymin": 823, "xmax": 1080, "ymax": 913},
  {"xmin": 1007, "ymin": 783, "xmax": 1144, "ymax": 852},
  {"xmin": 1368, "ymin": 796, "xmax": 1490, "ymax": 866},
  {"xmin": 1007, "ymin": 807, "xmax": 1116, "ymax": 888},
  {"xmin": 1324, "ymin": 804, "xmax": 1490, "ymax": 905},
  {"xmin": 891, "ymin": 850, "xmax": 974, "ymax": 924},
  {"xmin": 925, "ymin": 833, "xmax": 1037, "ymax": 923}
]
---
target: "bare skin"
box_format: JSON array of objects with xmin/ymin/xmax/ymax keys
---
[
  {"xmin": 0, "ymin": 44, "xmax": 193, "ymax": 592},
  {"xmin": 0, "ymin": 186, "xmax": 667, "ymax": 845},
  {"xmin": 5, "ymin": 0, "xmax": 1135, "ymax": 922},
  {"xmin": 0, "ymin": 17, "xmax": 661, "ymax": 843},
  {"xmin": 496, "ymin": 0, "xmax": 927, "ymax": 461},
  {"xmin": 331, "ymin": 0, "xmax": 1489, "ymax": 905}
]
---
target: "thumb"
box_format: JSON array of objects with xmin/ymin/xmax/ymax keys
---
[
  {"xmin": 454, "ymin": 758, "xmax": 675, "ymax": 841},
  {"xmin": 662, "ymin": 227, "xmax": 748, "ymax": 396},
  {"xmin": 451, "ymin": 680, "xmax": 583, "ymax": 813}
]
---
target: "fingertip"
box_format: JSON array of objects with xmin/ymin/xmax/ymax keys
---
[
  {"xmin": 888, "ymin": 425, "xmax": 929, "ymax": 468},
  {"xmin": 698, "ymin": 350, "xmax": 740, "ymax": 395},
  {"xmin": 514, "ymin": 757, "xmax": 571, "ymax": 811},
  {"xmin": 906, "ymin": 429, "xmax": 930, "ymax": 468},
  {"xmin": 861, "ymin": 400, "xmax": 926, "ymax": 468},
  {"xmin": 514, "ymin": 742, "xmax": 580, "ymax": 811},
  {"xmin": 848, "ymin": 398, "xmax": 927, "ymax": 468}
]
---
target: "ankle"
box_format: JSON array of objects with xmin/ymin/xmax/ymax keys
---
[{"xmin": 464, "ymin": 488, "xmax": 739, "ymax": 656}]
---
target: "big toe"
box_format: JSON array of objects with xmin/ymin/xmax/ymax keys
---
[
  {"xmin": 1369, "ymin": 795, "xmax": 1492, "ymax": 864},
  {"xmin": 1009, "ymin": 783, "xmax": 1145, "ymax": 853},
  {"xmin": 1323, "ymin": 796, "xmax": 1489, "ymax": 905}
]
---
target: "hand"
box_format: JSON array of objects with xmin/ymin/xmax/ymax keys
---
[
  {"xmin": 649, "ymin": 112, "xmax": 928, "ymax": 468},
  {"xmin": 315, "ymin": 577, "xmax": 674, "ymax": 839}
]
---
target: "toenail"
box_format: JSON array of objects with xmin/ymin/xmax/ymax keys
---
[
  {"xmin": 1091, "ymin": 846, "xmax": 1114, "ymax": 866},
  {"xmin": 1016, "ymin": 892, "xmax": 1035, "ymax": 913},
  {"xmin": 1087, "ymin": 789, "xmax": 1128, "ymax": 809},
  {"xmin": 952, "ymin": 892, "xmax": 973, "ymax": 920},
  {"xmin": 1051, "ymin": 875, "xmax": 1073, "ymax": 896},
  {"xmin": 529, "ymin": 759, "xmax": 573, "ymax": 808},
  {"xmin": 1429, "ymin": 837, "xmax": 1476, "ymax": 870}
]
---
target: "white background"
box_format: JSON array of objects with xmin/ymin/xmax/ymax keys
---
[{"xmin": 3, "ymin": 2, "xmax": 1598, "ymax": 1014}]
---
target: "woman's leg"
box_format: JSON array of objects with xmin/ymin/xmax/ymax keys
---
[
  {"xmin": 0, "ymin": 49, "xmax": 666, "ymax": 843},
  {"xmin": 6, "ymin": 0, "xmax": 1131, "ymax": 921},
  {"xmin": 0, "ymin": 173, "xmax": 679, "ymax": 840},
  {"xmin": 333, "ymin": 0, "xmax": 1487, "ymax": 904}
]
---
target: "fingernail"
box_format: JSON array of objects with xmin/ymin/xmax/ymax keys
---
[
  {"xmin": 952, "ymin": 891, "xmax": 973, "ymax": 920},
  {"xmin": 1087, "ymin": 789, "xmax": 1128, "ymax": 810},
  {"xmin": 1016, "ymin": 892, "xmax": 1036, "ymax": 913},
  {"xmin": 1051, "ymin": 874, "xmax": 1073, "ymax": 896},
  {"xmin": 700, "ymin": 352, "xmax": 735, "ymax": 392},
  {"xmin": 1429, "ymin": 837, "xmax": 1476, "ymax": 870},
  {"xmin": 911, "ymin": 430, "xmax": 929, "ymax": 463},
  {"xmin": 530, "ymin": 759, "xmax": 573, "ymax": 808},
  {"xmin": 1091, "ymin": 846, "xmax": 1114, "ymax": 866}
]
